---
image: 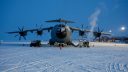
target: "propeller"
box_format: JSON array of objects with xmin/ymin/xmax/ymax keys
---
[
  {"xmin": 79, "ymin": 24, "xmax": 85, "ymax": 36},
  {"xmin": 14, "ymin": 27, "xmax": 27, "ymax": 40},
  {"xmin": 93, "ymin": 27, "xmax": 104, "ymax": 41},
  {"xmin": 79, "ymin": 30, "xmax": 85, "ymax": 36},
  {"xmin": 36, "ymin": 30, "xmax": 43, "ymax": 36},
  {"xmin": 35, "ymin": 24, "xmax": 43, "ymax": 36}
]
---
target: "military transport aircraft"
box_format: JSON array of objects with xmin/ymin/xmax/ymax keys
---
[{"xmin": 7, "ymin": 18, "xmax": 110, "ymax": 46}]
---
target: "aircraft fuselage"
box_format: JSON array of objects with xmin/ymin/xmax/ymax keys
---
[{"xmin": 49, "ymin": 24, "xmax": 72, "ymax": 45}]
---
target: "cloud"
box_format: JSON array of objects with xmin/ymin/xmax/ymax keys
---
[{"xmin": 89, "ymin": 8, "xmax": 101, "ymax": 26}]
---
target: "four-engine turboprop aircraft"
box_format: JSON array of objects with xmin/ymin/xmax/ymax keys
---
[{"xmin": 7, "ymin": 18, "xmax": 111, "ymax": 46}]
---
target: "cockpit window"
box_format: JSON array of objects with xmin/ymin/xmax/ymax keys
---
[
  {"xmin": 61, "ymin": 27, "xmax": 65, "ymax": 32},
  {"xmin": 57, "ymin": 27, "xmax": 66, "ymax": 32}
]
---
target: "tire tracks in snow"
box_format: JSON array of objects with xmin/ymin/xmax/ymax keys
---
[
  {"xmin": 2, "ymin": 56, "xmax": 69, "ymax": 72},
  {"xmin": 106, "ymin": 62, "xmax": 128, "ymax": 72},
  {"xmin": 2, "ymin": 59, "xmax": 50, "ymax": 72},
  {"xmin": 53, "ymin": 60, "xmax": 74, "ymax": 72},
  {"xmin": 0, "ymin": 49, "xmax": 35, "ymax": 65}
]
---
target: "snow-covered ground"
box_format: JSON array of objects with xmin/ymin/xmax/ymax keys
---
[{"xmin": 0, "ymin": 42, "xmax": 128, "ymax": 72}]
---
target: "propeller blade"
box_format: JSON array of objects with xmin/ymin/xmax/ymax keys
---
[
  {"xmin": 14, "ymin": 34, "xmax": 19, "ymax": 37},
  {"xmin": 81, "ymin": 24, "xmax": 84, "ymax": 30},
  {"xmin": 98, "ymin": 27, "xmax": 100, "ymax": 32},
  {"xmin": 21, "ymin": 27, "xmax": 24, "ymax": 31},
  {"xmin": 100, "ymin": 29, "xmax": 104, "ymax": 32},
  {"xmin": 18, "ymin": 27, "xmax": 21, "ymax": 31},
  {"xmin": 93, "ymin": 37, "xmax": 97, "ymax": 41},
  {"xmin": 36, "ymin": 24, "xmax": 38, "ymax": 27},
  {"xmin": 48, "ymin": 29, "xmax": 50, "ymax": 32},
  {"xmin": 23, "ymin": 36, "xmax": 26, "ymax": 40},
  {"xmin": 19, "ymin": 36, "xmax": 21, "ymax": 40}
]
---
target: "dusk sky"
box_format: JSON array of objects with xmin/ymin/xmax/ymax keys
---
[{"xmin": 0, "ymin": 0, "xmax": 128, "ymax": 41}]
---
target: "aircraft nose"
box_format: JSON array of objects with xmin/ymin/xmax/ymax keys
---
[{"xmin": 56, "ymin": 28, "xmax": 67, "ymax": 39}]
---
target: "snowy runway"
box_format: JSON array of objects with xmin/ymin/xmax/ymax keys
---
[{"xmin": 0, "ymin": 43, "xmax": 128, "ymax": 72}]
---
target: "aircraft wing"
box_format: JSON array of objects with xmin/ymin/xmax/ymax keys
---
[
  {"xmin": 70, "ymin": 27, "xmax": 90, "ymax": 32},
  {"xmin": 70, "ymin": 27, "xmax": 80, "ymax": 31},
  {"xmin": 7, "ymin": 27, "xmax": 53, "ymax": 34},
  {"xmin": 100, "ymin": 32, "xmax": 111, "ymax": 35},
  {"xmin": 7, "ymin": 31, "xmax": 22, "ymax": 34},
  {"xmin": 70, "ymin": 27, "xmax": 111, "ymax": 35},
  {"xmin": 27, "ymin": 27, "xmax": 53, "ymax": 32},
  {"xmin": 83, "ymin": 29, "xmax": 111, "ymax": 35}
]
